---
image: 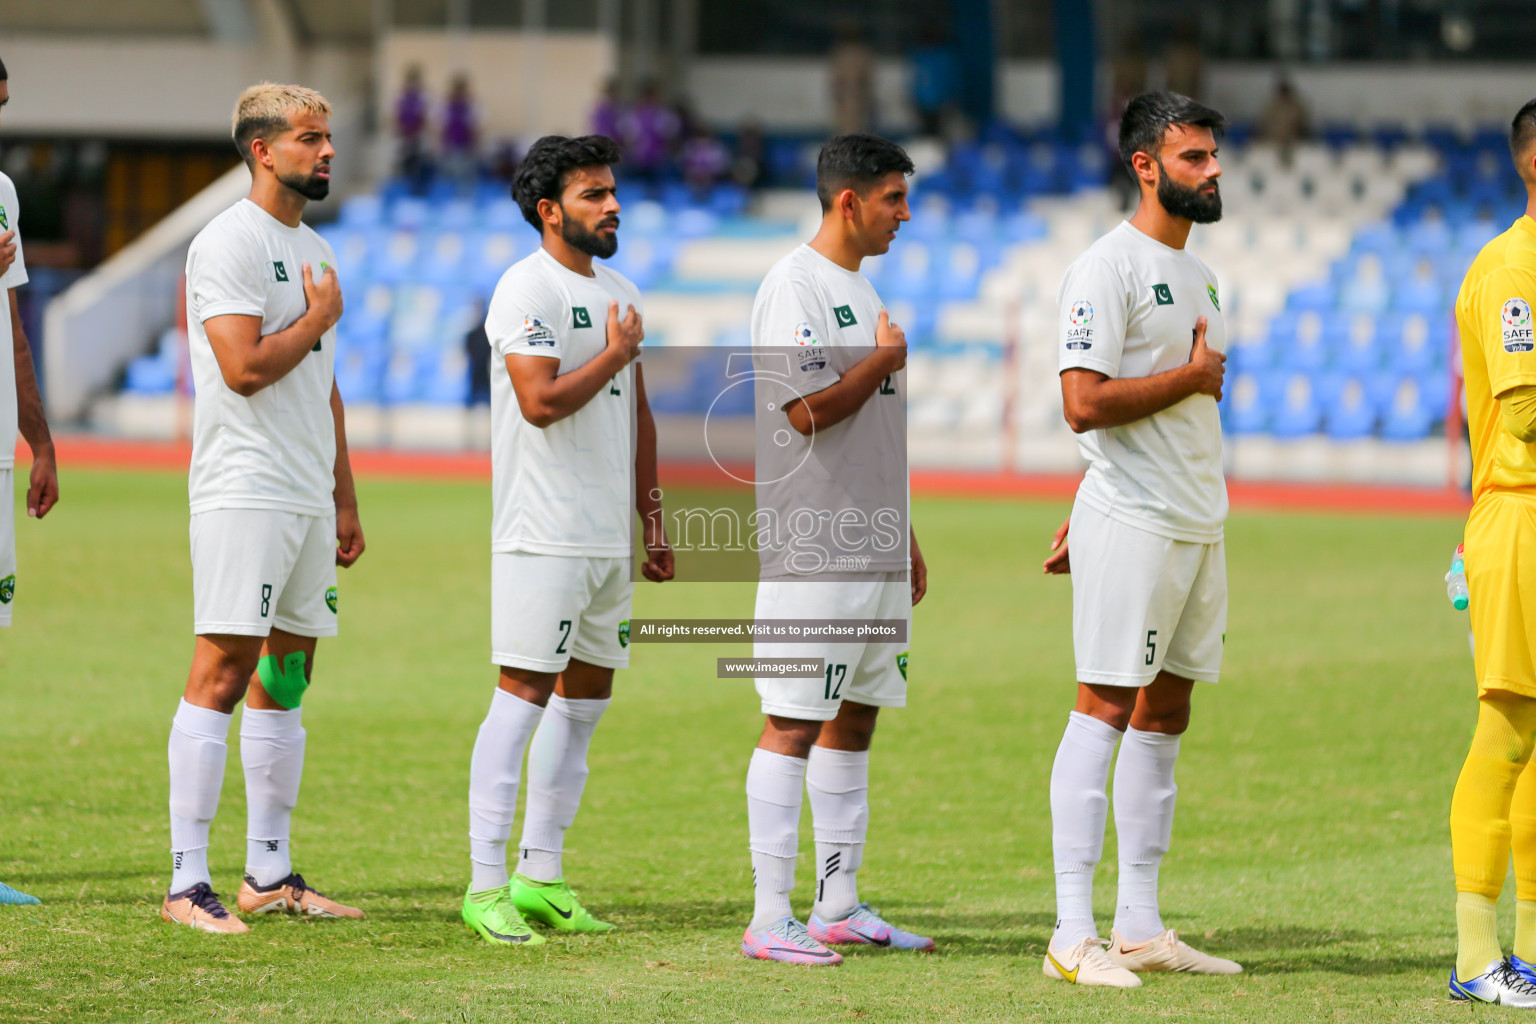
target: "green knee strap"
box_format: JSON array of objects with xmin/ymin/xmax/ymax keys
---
[{"xmin": 258, "ymin": 652, "xmax": 309, "ymax": 710}]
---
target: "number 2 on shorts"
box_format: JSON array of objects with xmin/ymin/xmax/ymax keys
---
[
  {"xmin": 556, "ymin": 619, "xmax": 572, "ymax": 654},
  {"xmin": 824, "ymin": 663, "xmax": 847, "ymax": 701}
]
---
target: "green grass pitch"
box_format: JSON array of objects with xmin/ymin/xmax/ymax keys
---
[{"xmin": 0, "ymin": 467, "xmax": 1496, "ymax": 1021}]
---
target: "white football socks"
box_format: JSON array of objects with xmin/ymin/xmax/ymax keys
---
[
  {"xmin": 241, "ymin": 706, "xmax": 306, "ymax": 887},
  {"xmin": 168, "ymin": 699, "xmax": 232, "ymax": 893},
  {"xmin": 1049, "ymin": 710, "xmax": 1122, "ymax": 948},
  {"xmin": 746, "ymin": 748, "xmax": 807, "ymax": 928},
  {"xmin": 1112, "ymin": 726, "xmax": 1181, "ymax": 943},
  {"xmin": 807, "ymin": 746, "xmax": 870, "ymax": 920},
  {"xmin": 467, "ymin": 689, "xmax": 545, "ymax": 893},
  {"xmin": 518, "ymin": 694, "xmax": 610, "ymax": 883}
]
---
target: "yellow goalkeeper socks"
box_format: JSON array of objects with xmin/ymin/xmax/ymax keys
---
[
  {"xmin": 1458, "ymin": 894, "xmax": 1502, "ymax": 979},
  {"xmin": 1451, "ymin": 692, "xmax": 1536, "ymax": 979},
  {"xmin": 1511, "ymin": 761, "xmax": 1536, "ymax": 963},
  {"xmin": 1517, "ymin": 901, "xmax": 1536, "ymax": 965}
]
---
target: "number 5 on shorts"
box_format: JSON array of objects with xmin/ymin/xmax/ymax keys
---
[{"xmin": 1145, "ymin": 629, "xmax": 1158, "ymax": 666}]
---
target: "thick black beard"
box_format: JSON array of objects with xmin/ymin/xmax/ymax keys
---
[
  {"xmin": 279, "ymin": 170, "xmax": 330, "ymax": 201},
  {"xmin": 1156, "ymin": 168, "xmax": 1221, "ymax": 223},
  {"xmin": 561, "ymin": 214, "xmax": 619, "ymax": 259}
]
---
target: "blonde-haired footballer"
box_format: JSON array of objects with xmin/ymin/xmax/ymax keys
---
[
  {"xmin": 1444, "ymin": 98, "xmax": 1536, "ymax": 1006},
  {"xmin": 161, "ymin": 83, "xmax": 364, "ymax": 933}
]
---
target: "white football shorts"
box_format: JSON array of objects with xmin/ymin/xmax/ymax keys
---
[
  {"xmin": 1069, "ymin": 501, "xmax": 1226, "ymax": 687},
  {"xmin": 753, "ymin": 573, "xmax": 911, "ymax": 721},
  {"xmin": 491, "ymin": 552, "xmax": 633, "ymax": 672},
  {"xmin": 0, "ymin": 469, "xmax": 14, "ymax": 627},
  {"xmin": 190, "ymin": 509, "xmax": 339, "ymax": 638}
]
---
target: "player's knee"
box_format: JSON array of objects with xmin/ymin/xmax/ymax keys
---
[{"xmin": 188, "ymin": 659, "xmax": 255, "ymax": 712}]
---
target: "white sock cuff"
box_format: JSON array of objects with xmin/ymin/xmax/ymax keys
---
[
  {"xmin": 1122, "ymin": 725, "xmax": 1181, "ymax": 757},
  {"xmin": 489, "ymin": 687, "xmax": 546, "ymax": 725},
  {"xmin": 547, "ymin": 694, "xmax": 610, "ymax": 725},
  {"xmin": 241, "ymin": 706, "xmax": 304, "ymax": 739},
  {"xmin": 519, "ymin": 827, "xmax": 564, "ymax": 854},
  {"xmin": 174, "ymin": 699, "xmax": 233, "ymax": 741},
  {"xmin": 807, "ymin": 746, "xmax": 870, "ymax": 790},
  {"xmin": 1066, "ymin": 710, "xmax": 1124, "ymax": 751},
  {"xmin": 748, "ymin": 749, "xmax": 808, "ymax": 784}
]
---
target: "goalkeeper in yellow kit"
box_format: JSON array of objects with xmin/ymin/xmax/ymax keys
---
[{"xmin": 1447, "ymin": 99, "xmax": 1536, "ymax": 1006}]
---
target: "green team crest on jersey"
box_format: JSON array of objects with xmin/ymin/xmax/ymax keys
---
[
  {"xmin": 834, "ymin": 304, "xmax": 857, "ymax": 327},
  {"xmin": 0, "ymin": 574, "xmax": 14, "ymax": 604},
  {"xmin": 325, "ymin": 586, "xmax": 338, "ymax": 614},
  {"xmin": 618, "ymin": 620, "xmax": 630, "ymax": 648},
  {"xmin": 1207, "ymin": 283, "xmax": 1220, "ymax": 310},
  {"xmin": 573, "ymin": 306, "xmax": 592, "ymax": 329},
  {"xmin": 0, "ymin": 205, "xmax": 9, "ymax": 231},
  {"xmin": 896, "ymin": 651, "xmax": 908, "ymax": 680}
]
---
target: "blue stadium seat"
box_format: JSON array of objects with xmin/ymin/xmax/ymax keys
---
[
  {"xmin": 1335, "ymin": 314, "xmax": 1383, "ymax": 373},
  {"xmin": 1287, "ymin": 281, "xmax": 1335, "ymax": 314},
  {"xmin": 1322, "ymin": 375, "xmax": 1377, "ymax": 440},
  {"xmin": 123, "ymin": 328, "xmax": 184, "ymax": 395},
  {"xmin": 1270, "ymin": 372, "xmax": 1322, "ymax": 438},
  {"xmin": 371, "ymin": 231, "xmax": 421, "ymax": 286},
  {"xmin": 469, "ymin": 232, "xmax": 521, "ymax": 293},
  {"xmin": 1281, "ymin": 311, "xmax": 1329, "ymax": 372},
  {"xmin": 1224, "ymin": 372, "xmax": 1268, "ymax": 435},
  {"xmin": 1380, "ymin": 376, "xmax": 1436, "ymax": 440},
  {"xmin": 417, "ymin": 231, "xmax": 470, "ymax": 288},
  {"xmin": 339, "ymin": 195, "xmax": 384, "ymax": 229},
  {"xmin": 483, "ymin": 198, "xmax": 525, "ymax": 232}
]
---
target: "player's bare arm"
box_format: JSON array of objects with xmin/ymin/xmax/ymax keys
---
[
  {"xmin": 330, "ymin": 380, "xmax": 364, "ymax": 567},
  {"xmin": 633, "ymin": 364, "xmax": 673, "ymax": 582},
  {"xmin": 910, "ymin": 527, "xmax": 927, "ymax": 605},
  {"xmin": 784, "ymin": 308, "xmax": 907, "ymax": 435},
  {"xmin": 204, "ymin": 261, "xmax": 341, "ymax": 396},
  {"xmin": 506, "ymin": 300, "xmax": 641, "ymax": 427},
  {"xmin": 0, "ymin": 229, "xmax": 16, "ymax": 279},
  {"xmin": 1061, "ymin": 315, "xmax": 1223, "ymax": 433},
  {"xmin": 10, "ymin": 288, "xmax": 55, "ymax": 519}
]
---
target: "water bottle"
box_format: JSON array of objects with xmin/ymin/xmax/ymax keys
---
[{"xmin": 1446, "ymin": 543, "xmax": 1469, "ymax": 610}]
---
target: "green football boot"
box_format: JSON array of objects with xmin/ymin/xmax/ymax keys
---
[
  {"xmin": 510, "ymin": 874, "xmax": 615, "ymax": 933},
  {"xmin": 461, "ymin": 884, "xmax": 546, "ymax": 946}
]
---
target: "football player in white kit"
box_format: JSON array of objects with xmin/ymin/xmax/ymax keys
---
[
  {"xmin": 460, "ymin": 135, "xmax": 672, "ymax": 946},
  {"xmin": 162, "ymin": 84, "xmax": 365, "ymax": 934},
  {"xmin": 1040, "ymin": 92, "xmax": 1241, "ymax": 985},
  {"xmin": 0, "ymin": 54, "xmax": 60, "ymax": 908},
  {"xmin": 739, "ymin": 135, "xmax": 932, "ymax": 966}
]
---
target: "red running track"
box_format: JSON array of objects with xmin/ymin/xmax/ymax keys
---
[{"xmin": 15, "ymin": 436, "xmax": 1471, "ymax": 518}]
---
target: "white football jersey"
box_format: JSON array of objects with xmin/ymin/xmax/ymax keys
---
[
  {"xmin": 186, "ymin": 199, "xmax": 338, "ymax": 516},
  {"xmin": 750, "ymin": 244, "xmax": 908, "ymax": 578},
  {"xmin": 487, "ymin": 247, "xmax": 642, "ymax": 558},
  {"xmin": 0, "ymin": 171, "xmax": 29, "ymax": 471},
  {"xmin": 1057, "ymin": 220, "xmax": 1228, "ymax": 542}
]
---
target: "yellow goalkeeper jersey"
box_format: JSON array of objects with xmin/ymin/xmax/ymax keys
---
[{"xmin": 1457, "ymin": 215, "xmax": 1536, "ymax": 501}]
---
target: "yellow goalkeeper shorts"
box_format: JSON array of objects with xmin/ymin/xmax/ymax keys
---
[{"xmin": 1467, "ymin": 491, "xmax": 1536, "ymax": 698}]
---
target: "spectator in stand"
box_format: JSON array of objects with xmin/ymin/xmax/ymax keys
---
[
  {"xmin": 1163, "ymin": 19, "xmax": 1204, "ymax": 99},
  {"xmin": 464, "ymin": 299, "xmax": 491, "ymax": 407},
  {"xmin": 682, "ymin": 125, "xmax": 731, "ymax": 196},
  {"xmin": 732, "ymin": 119, "xmax": 766, "ymax": 191},
  {"xmin": 910, "ymin": 21, "xmax": 959, "ymax": 138},
  {"xmin": 1258, "ymin": 74, "xmax": 1310, "ymax": 166},
  {"xmin": 620, "ymin": 80, "xmax": 681, "ymax": 183},
  {"xmin": 395, "ymin": 65, "xmax": 430, "ymax": 183},
  {"xmin": 591, "ymin": 78, "xmax": 624, "ymax": 140},
  {"xmin": 441, "ymin": 74, "xmax": 480, "ymax": 188},
  {"xmin": 829, "ymin": 19, "xmax": 875, "ymax": 135}
]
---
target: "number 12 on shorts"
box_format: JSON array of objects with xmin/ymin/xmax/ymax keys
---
[{"xmin": 824, "ymin": 663, "xmax": 847, "ymax": 701}]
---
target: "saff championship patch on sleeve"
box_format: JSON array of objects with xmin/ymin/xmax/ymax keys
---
[
  {"xmin": 1065, "ymin": 299, "xmax": 1094, "ymax": 351},
  {"xmin": 1504, "ymin": 298, "xmax": 1534, "ymax": 352},
  {"xmin": 523, "ymin": 314, "xmax": 556, "ymax": 347}
]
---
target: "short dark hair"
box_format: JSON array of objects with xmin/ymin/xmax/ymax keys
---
[
  {"xmin": 815, "ymin": 134, "xmax": 915, "ymax": 213},
  {"xmin": 0, "ymin": 56, "xmax": 8, "ymax": 82},
  {"xmin": 1511, "ymin": 99, "xmax": 1536, "ymax": 171},
  {"xmin": 511, "ymin": 134, "xmax": 622, "ymax": 232},
  {"xmin": 1118, "ymin": 91, "xmax": 1226, "ymax": 173}
]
